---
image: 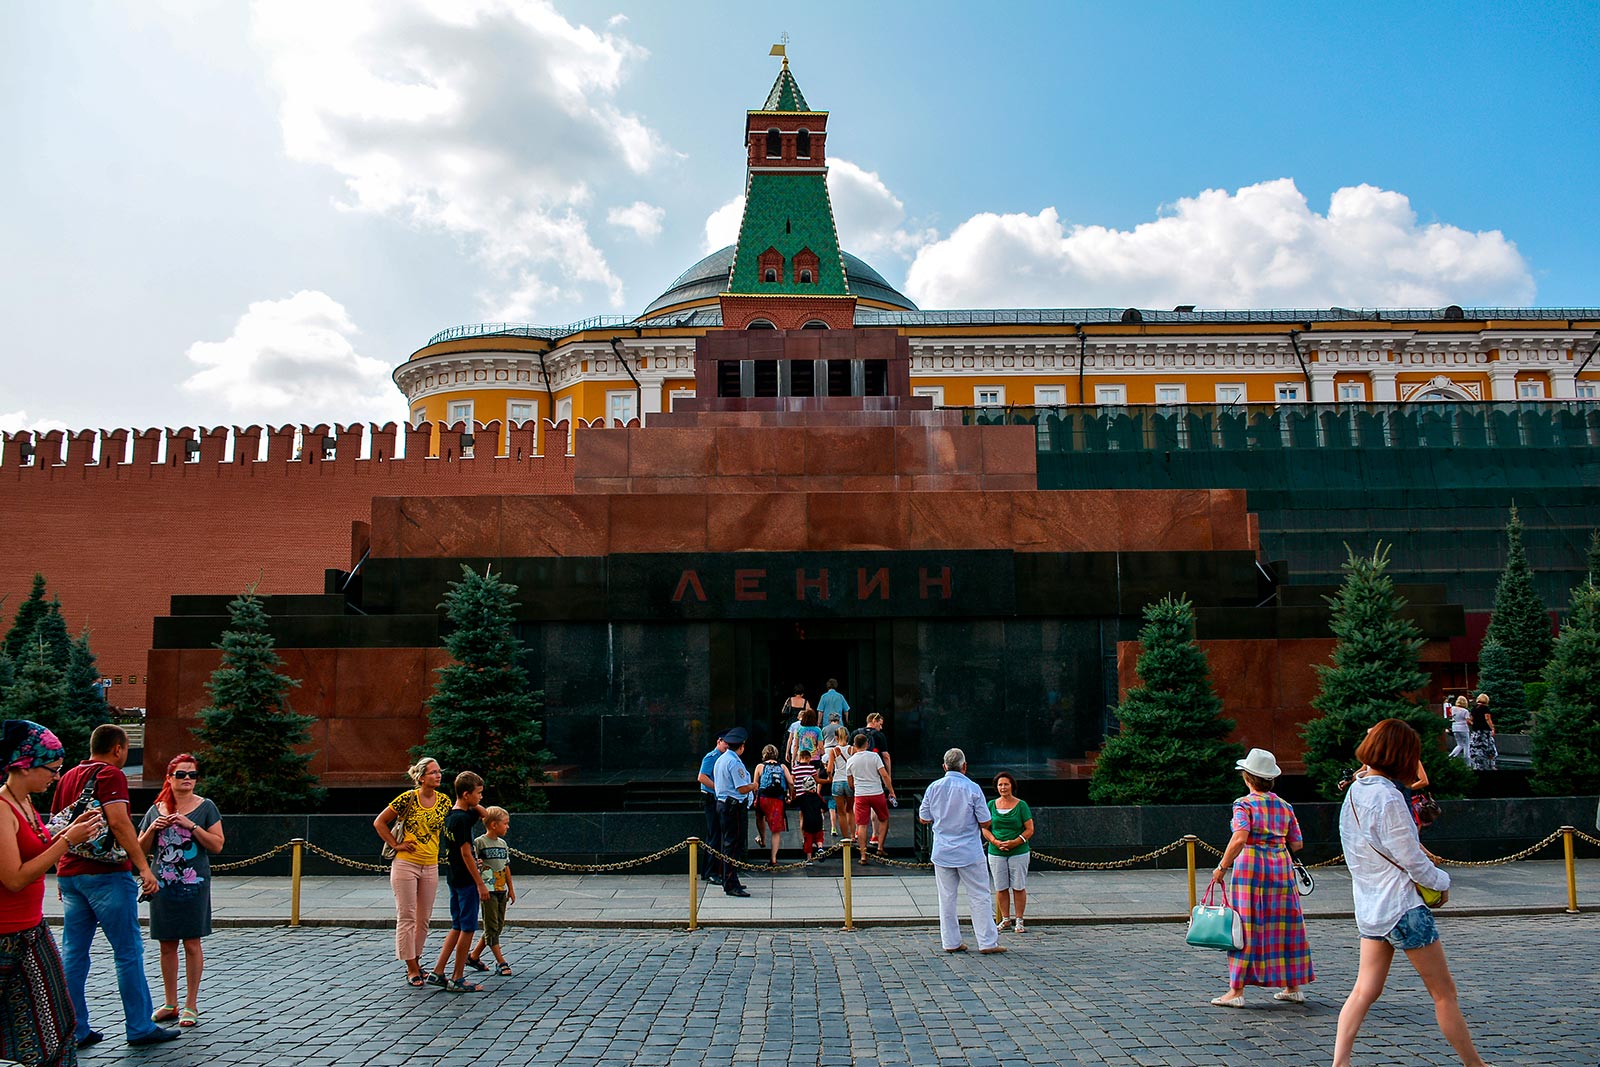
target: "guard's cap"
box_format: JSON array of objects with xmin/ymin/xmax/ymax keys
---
[{"xmin": 722, "ymin": 727, "xmax": 749, "ymax": 746}]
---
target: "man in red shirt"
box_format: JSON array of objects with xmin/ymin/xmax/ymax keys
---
[{"xmin": 52, "ymin": 724, "xmax": 178, "ymax": 1048}]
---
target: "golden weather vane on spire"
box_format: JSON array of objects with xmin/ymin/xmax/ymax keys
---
[{"xmin": 769, "ymin": 32, "xmax": 789, "ymax": 68}]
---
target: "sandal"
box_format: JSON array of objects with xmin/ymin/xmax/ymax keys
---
[
  {"xmin": 447, "ymin": 977, "xmax": 484, "ymax": 993},
  {"xmin": 151, "ymin": 1005, "xmax": 178, "ymax": 1023},
  {"xmin": 405, "ymin": 974, "xmax": 426, "ymax": 988},
  {"xmin": 497, "ymin": 962, "xmax": 513, "ymax": 976},
  {"xmin": 179, "ymin": 1008, "xmax": 199, "ymax": 1028},
  {"xmin": 465, "ymin": 955, "xmax": 489, "ymax": 972},
  {"xmin": 425, "ymin": 972, "xmax": 448, "ymax": 988}
]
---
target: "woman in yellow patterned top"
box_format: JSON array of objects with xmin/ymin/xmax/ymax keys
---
[{"xmin": 373, "ymin": 757, "xmax": 451, "ymax": 986}]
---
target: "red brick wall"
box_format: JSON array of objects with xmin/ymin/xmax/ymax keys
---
[{"xmin": 0, "ymin": 422, "xmax": 574, "ymax": 708}]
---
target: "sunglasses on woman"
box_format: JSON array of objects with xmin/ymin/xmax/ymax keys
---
[{"xmin": 171, "ymin": 770, "xmax": 201, "ymax": 780}]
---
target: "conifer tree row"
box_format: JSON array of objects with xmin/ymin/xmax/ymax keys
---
[
  {"xmin": 1479, "ymin": 506, "xmax": 1551, "ymax": 732},
  {"xmin": 0, "ymin": 573, "xmax": 104, "ymax": 768},
  {"xmin": 1529, "ymin": 582, "xmax": 1600, "ymax": 794}
]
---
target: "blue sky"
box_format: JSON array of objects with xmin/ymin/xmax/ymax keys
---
[{"xmin": 1, "ymin": 1, "xmax": 1595, "ymax": 431}]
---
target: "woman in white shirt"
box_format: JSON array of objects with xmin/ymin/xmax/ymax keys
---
[{"xmin": 1333, "ymin": 719, "xmax": 1491, "ymax": 1067}]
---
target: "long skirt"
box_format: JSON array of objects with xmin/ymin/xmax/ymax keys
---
[
  {"xmin": 1228, "ymin": 845, "xmax": 1315, "ymax": 989},
  {"xmin": 0, "ymin": 921, "xmax": 77, "ymax": 1067},
  {"xmin": 1469, "ymin": 730, "xmax": 1498, "ymax": 771}
]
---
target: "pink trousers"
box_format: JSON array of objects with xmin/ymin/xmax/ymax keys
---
[{"xmin": 390, "ymin": 859, "xmax": 438, "ymax": 962}]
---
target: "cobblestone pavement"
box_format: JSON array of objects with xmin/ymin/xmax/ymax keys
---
[{"xmin": 74, "ymin": 914, "xmax": 1594, "ymax": 1066}]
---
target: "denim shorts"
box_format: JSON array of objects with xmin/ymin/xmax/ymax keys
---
[
  {"xmin": 1364, "ymin": 903, "xmax": 1439, "ymax": 950},
  {"xmin": 448, "ymin": 884, "xmax": 481, "ymax": 932}
]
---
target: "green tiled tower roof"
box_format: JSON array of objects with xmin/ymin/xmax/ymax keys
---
[
  {"xmin": 763, "ymin": 63, "xmax": 810, "ymax": 112},
  {"xmin": 727, "ymin": 169, "xmax": 849, "ymax": 295}
]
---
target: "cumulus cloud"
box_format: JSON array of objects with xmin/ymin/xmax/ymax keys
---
[
  {"xmin": 905, "ymin": 179, "xmax": 1535, "ymax": 310},
  {"xmin": 607, "ymin": 200, "xmax": 665, "ymax": 240},
  {"xmin": 250, "ymin": 0, "xmax": 669, "ymax": 316},
  {"xmin": 181, "ymin": 291, "xmax": 397, "ymax": 423},
  {"xmin": 701, "ymin": 157, "xmax": 934, "ymax": 259},
  {"xmin": 0, "ymin": 411, "xmax": 69, "ymax": 435}
]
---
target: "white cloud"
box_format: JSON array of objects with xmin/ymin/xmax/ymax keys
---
[
  {"xmin": 0, "ymin": 411, "xmax": 69, "ymax": 435},
  {"xmin": 250, "ymin": 0, "xmax": 669, "ymax": 317},
  {"xmin": 181, "ymin": 291, "xmax": 397, "ymax": 423},
  {"xmin": 905, "ymin": 179, "xmax": 1535, "ymax": 310},
  {"xmin": 701, "ymin": 157, "xmax": 932, "ymax": 259},
  {"xmin": 606, "ymin": 13, "xmax": 628, "ymax": 26},
  {"xmin": 607, "ymin": 200, "xmax": 665, "ymax": 240},
  {"xmin": 703, "ymin": 195, "xmax": 743, "ymax": 252}
]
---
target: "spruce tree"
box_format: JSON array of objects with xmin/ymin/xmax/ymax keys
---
[
  {"xmin": 1474, "ymin": 638, "xmax": 1527, "ymax": 733},
  {"xmin": 56, "ymin": 629, "xmax": 107, "ymax": 766},
  {"xmin": 1529, "ymin": 583, "xmax": 1600, "ymax": 795},
  {"xmin": 418, "ymin": 566, "xmax": 552, "ymax": 810},
  {"xmin": 2, "ymin": 574, "xmax": 50, "ymax": 661},
  {"xmin": 1483, "ymin": 506, "xmax": 1552, "ymax": 689},
  {"xmin": 1586, "ymin": 530, "xmax": 1600, "ymax": 587},
  {"xmin": 1, "ymin": 644, "xmax": 67, "ymax": 794},
  {"xmin": 1089, "ymin": 595, "xmax": 1243, "ymax": 805},
  {"xmin": 1301, "ymin": 545, "xmax": 1473, "ymax": 799},
  {"xmin": 191, "ymin": 592, "xmax": 322, "ymax": 812}
]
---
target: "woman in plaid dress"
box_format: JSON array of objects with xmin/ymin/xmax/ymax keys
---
[{"xmin": 1207, "ymin": 748, "xmax": 1314, "ymax": 1007}]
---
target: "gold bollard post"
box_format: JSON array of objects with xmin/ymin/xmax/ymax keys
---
[
  {"xmin": 1561, "ymin": 826, "xmax": 1578, "ymax": 914},
  {"xmin": 289, "ymin": 838, "xmax": 305, "ymax": 928},
  {"xmin": 842, "ymin": 841, "xmax": 854, "ymax": 931},
  {"xmin": 688, "ymin": 838, "xmax": 701, "ymax": 931},
  {"xmin": 1184, "ymin": 831, "xmax": 1196, "ymax": 915}
]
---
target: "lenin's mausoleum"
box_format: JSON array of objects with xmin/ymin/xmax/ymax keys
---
[{"xmin": 3, "ymin": 59, "xmax": 1597, "ymax": 789}]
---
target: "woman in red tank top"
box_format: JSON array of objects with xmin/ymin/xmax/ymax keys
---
[{"xmin": 0, "ymin": 719, "xmax": 106, "ymax": 1067}]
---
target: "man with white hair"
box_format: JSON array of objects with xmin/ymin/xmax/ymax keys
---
[{"xmin": 918, "ymin": 748, "xmax": 1004, "ymax": 954}]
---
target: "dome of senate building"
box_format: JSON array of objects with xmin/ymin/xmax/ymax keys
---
[{"xmin": 638, "ymin": 244, "xmax": 918, "ymax": 319}]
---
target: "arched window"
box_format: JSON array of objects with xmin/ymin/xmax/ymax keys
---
[
  {"xmin": 801, "ymin": 320, "xmax": 829, "ymax": 330},
  {"xmin": 799, "ymin": 270, "xmax": 813, "ymax": 284},
  {"xmin": 796, "ymin": 129, "xmax": 811, "ymax": 158},
  {"xmin": 765, "ymin": 128, "xmax": 782, "ymax": 158},
  {"xmin": 764, "ymin": 269, "xmax": 777, "ymax": 283},
  {"xmin": 747, "ymin": 319, "xmax": 776, "ymax": 330}
]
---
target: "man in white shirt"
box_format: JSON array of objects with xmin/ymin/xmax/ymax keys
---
[
  {"xmin": 918, "ymin": 748, "xmax": 1003, "ymax": 954},
  {"xmin": 845, "ymin": 733, "xmax": 895, "ymax": 863}
]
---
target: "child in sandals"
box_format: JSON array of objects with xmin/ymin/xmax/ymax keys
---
[
  {"xmin": 467, "ymin": 807, "xmax": 516, "ymax": 976},
  {"xmin": 426, "ymin": 772, "xmax": 489, "ymax": 992}
]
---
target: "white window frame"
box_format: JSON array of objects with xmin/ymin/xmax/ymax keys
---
[
  {"xmin": 1033, "ymin": 385, "xmax": 1065, "ymax": 407},
  {"xmin": 1215, "ymin": 383, "xmax": 1246, "ymax": 406},
  {"xmin": 1274, "ymin": 383, "xmax": 1303, "ymax": 403},
  {"xmin": 1095, "ymin": 385, "xmax": 1126, "ymax": 407},
  {"xmin": 1337, "ymin": 381, "xmax": 1367, "ymax": 403},
  {"xmin": 505, "ymin": 398, "xmax": 538, "ymax": 454},
  {"xmin": 912, "ymin": 386, "xmax": 945, "ymax": 406},
  {"xmin": 411, "ymin": 406, "xmax": 427, "ymax": 427},
  {"xmin": 447, "ymin": 400, "xmax": 474, "ymax": 428},
  {"xmin": 974, "ymin": 385, "xmax": 1005, "ymax": 407},
  {"xmin": 607, "ymin": 389, "xmax": 638, "ymax": 425},
  {"xmin": 1155, "ymin": 384, "xmax": 1186, "ymax": 406},
  {"xmin": 1517, "ymin": 380, "xmax": 1546, "ymax": 400},
  {"xmin": 556, "ymin": 397, "xmax": 573, "ymax": 425},
  {"xmin": 668, "ymin": 389, "xmax": 696, "ymax": 411},
  {"xmin": 1576, "ymin": 382, "xmax": 1598, "ymax": 399}
]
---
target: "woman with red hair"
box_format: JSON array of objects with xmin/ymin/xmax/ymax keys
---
[{"xmin": 136, "ymin": 754, "xmax": 224, "ymax": 1029}]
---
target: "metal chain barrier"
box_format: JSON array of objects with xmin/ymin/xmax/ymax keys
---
[
  {"xmin": 1570, "ymin": 828, "xmax": 1600, "ymax": 849},
  {"xmin": 300, "ymin": 842, "xmax": 392, "ymax": 874},
  {"xmin": 1034, "ymin": 838, "xmax": 1189, "ymax": 870},
  {"xmin": 508, "ymin": 841, "xmax": 690, "ymax": 873},
  {"xmin": 1424, "ymin": 829, "xmax": 1566, "ymax": 867},
  {"xmin": 699, "ymin": 840, "xmax": 845, "ymax": 873},
  {"xmin": 210, "ymin": 843, "xmax": 293, "ymax": 873}
]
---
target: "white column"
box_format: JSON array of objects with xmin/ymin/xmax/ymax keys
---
[
  {"xmin": 1489, "ymin": 367, "xmax": 1518, "ymax": 401},
  {"xmin": 1549, "ymin": 366, "xmax": 1577, "ymax": 399},
  {"xmin": 639, "ymin": 378, "xmax": 664, "ymax": 423},
  {"xmin": 1370, "ymin": 366, "xmax": 1399, "ymax": 403},
  {"xmin": 1309, "ymin": 365, "xmax": 1337, "ymax": 403}
]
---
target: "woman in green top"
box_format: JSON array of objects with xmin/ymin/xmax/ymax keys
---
[{"xmin": 982, "ymin": 771, "xmax": 1034, "ymax": 933}]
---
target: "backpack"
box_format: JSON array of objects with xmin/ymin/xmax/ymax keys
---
[
  {"xmin": 46, "ymin": 765, "xmax": 129, "ymax": 864},
  {"xmin": 758, "ymin": 760, "xmax": 787, "ymax": 798}
]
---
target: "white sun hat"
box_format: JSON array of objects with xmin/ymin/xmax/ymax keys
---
[{"xmin": 1235, "ymin": 748, "xmax": 1282, "ymax": 779}]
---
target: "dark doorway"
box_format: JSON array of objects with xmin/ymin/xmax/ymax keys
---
[{"xmin": 766, "ymin": 638, "xmax": 853, "ymax": 745}]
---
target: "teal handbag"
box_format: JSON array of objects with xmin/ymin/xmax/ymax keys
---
[{"xmin": 1186, "ymin": 882, "xmax": 1246, "ymax": 951}]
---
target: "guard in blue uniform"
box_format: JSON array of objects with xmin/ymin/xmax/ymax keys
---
[
  {"xmin": 712, "ymin": 728, "xmax": 755, "ymax": 897},
  {"xmin": 696, "ymin": 731, "xmax": 728, "ymax": 884}
]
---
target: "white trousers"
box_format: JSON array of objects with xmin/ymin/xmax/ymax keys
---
[
  {"xmin": 934, "ymin": 861, "xmax": 998, "ymax": 951},
  {"xmin": 1448, "ymin": 727, "xmax": 1471, "ymax": 760}
]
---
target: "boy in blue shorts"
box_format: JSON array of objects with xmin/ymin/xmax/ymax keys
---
[{"xmin": 426, "ymin": 771, "xmax": 488, "ymax": 992}]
